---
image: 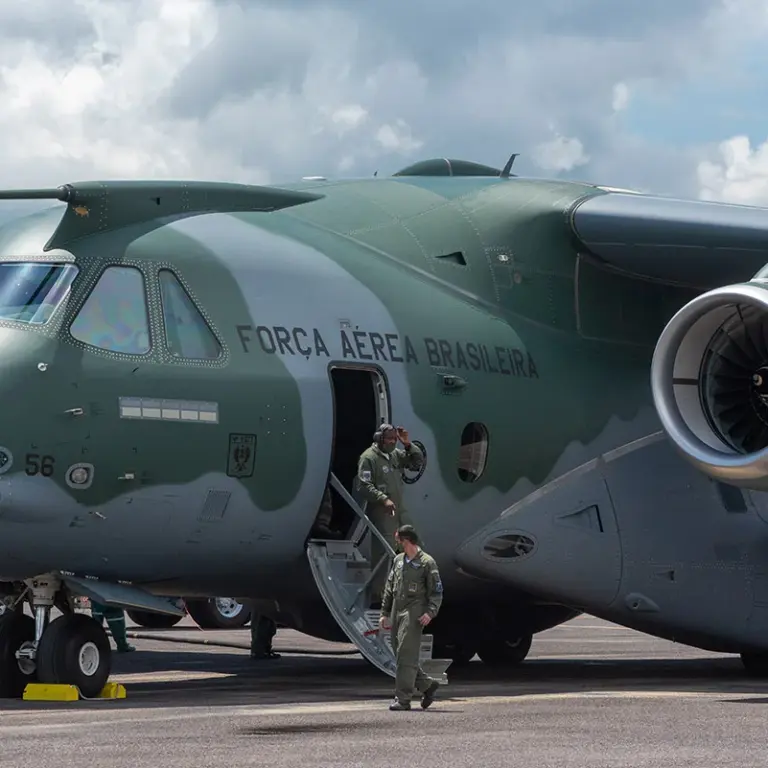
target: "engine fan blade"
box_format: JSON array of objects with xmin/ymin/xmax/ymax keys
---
[
  {"xmin": 735, "ymin": 305, "xmax": 764, "ymax": 364},
  {"xmin": 711, "ymin": 388, "xmax": 750, "ymax": 408},
  {"xmin": 715, "ymin": 401, "xmax": 752, "ymax": 424},
  {"xmin": 741, "ymin": 424, "xmax": 766, "ymax": 453},
  {"xmin": 754, "ymin": 317, "xmax": 768, "ymax": 362}
]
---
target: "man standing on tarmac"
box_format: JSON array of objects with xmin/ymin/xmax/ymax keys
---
[
  {"xmin": 356, "ymin": 424, "xmax": 424, "ymax": 597},
  {"xmin": 379, "ymin": 524, "xmax": 443, "ymax": 711},
  {"xmin": 90, "ymin": 601, "xmax": 135, "ymax": 654},
  {"xmin": 249, "ymin": 607, "xmax": 280, "ymax": 660}
]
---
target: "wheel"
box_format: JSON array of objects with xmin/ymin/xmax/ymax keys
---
[
  {"xmin": 186, "ymin": 598, "xmax": 252, "ymax": 629},
  {"xmin": 0, "ymin": 613, "xmax": 37, "ymax": 698},
  {"xmin": 126, "ymin": 609, "xmax": 183, "ymax": 629},
  {"xmin": 432, "ymin": 637, "xmax": 476, "ymax": 666},
  {"xmin": 37, "ymin": 613, "xmax": 111, "ymax": 699},
  {"xmin": 476, "ymin": 632, "xmax": 533, "ymax": 667},
  {"xmin": 741, "ymin": 652, "xmax": 768, "ymax": 677}
]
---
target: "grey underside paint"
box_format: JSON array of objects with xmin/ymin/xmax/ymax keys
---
[{"xmin": 457, "ymin": 431, "xmax": 768, "ymax": 653}]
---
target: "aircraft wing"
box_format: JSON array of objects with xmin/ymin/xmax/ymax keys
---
[{"xmin": 569, "ymin": 191, "xmax": 768, "ymax": 289}]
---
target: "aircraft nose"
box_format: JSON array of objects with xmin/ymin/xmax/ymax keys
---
[{"xmin": 454, "ymin": 465, "xmax": 623, "ymax": 611}]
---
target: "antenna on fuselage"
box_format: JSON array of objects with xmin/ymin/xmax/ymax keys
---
[{"xmin": 499, "ymin": 153, "xmax": 520, "ymax": 178}]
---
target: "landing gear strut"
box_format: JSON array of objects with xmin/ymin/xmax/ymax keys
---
[{"xmin": 0, "ymin": 574, "xmax": 112, "ymax": 699}]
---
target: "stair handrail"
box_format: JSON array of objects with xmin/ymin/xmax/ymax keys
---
[{"xmin": 328, "ymin": 472, "xmax": 396, "ymax": 557}]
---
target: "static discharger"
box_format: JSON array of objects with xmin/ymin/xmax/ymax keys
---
[{"xmin": 22, "ymin": 681, "xmax": 127, "ymax": 701}]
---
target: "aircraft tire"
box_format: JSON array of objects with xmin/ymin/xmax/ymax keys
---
[
  {"xmin": 126, "ymin": 610, "xmax": 184, "ymax": 629},
  {"xmin": 0, "ymin": 613, "xmax": 37, "ymax": 698},
  {"xmin": 740, "ymin": 652, "xmax": 768, "ymax": 677},
  {"xmin": 432, "ymin": 637, "xmax": 476, "ymax": 666},
  {"xmin": 186, "ymin": 598, "xmax": 252, "ymax": 629},
  {"xmin": 36, "ymin": 613, "xmax": 111, "ymax": 699},
  {"xmin": 476, "ymin": 632, "xmax": 532, "ymax": 667}
]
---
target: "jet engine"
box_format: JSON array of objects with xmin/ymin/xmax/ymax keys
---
[{"xmin": 651, "ymin": 280, "xmax": 768, "ymax": 491}]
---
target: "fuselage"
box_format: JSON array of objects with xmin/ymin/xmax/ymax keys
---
[{"xmin": 0, "ymin": 174, "xmax": 707, "ymax": 645}]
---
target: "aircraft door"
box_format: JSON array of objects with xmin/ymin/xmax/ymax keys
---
[{"xmin": 321, "ymin": 365, "xmax": 390, "ymax": 538}]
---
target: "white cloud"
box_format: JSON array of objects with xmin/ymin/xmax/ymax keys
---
[
  {"xmin": 375, "ymin": 121, "xmax": 423, "ymax": 153},
  {"xmin": 612, "ymin": 82, "xmax": 630, "ymax": 112},
  {"xmin": 0, "ymin": 0, "xmax": 764, "ymax": 204},
  {"xmin": 330, "ymin": 105, "xmax": 368, "ymax": 134},
  {"xmin": 532, "ymin": 135, "xmax": 589, "ymax": 173},
  {"xmin": 0, "ymin": 0, "xmax": 222, "ymax": 183},
  {"xmin": 697, "ymin": 135, "xmax": 768, "ymax": 205}
]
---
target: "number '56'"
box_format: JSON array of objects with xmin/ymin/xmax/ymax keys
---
[{"xmin": 25, "ymin": 453, "xmax": 55, "ymax": 477}]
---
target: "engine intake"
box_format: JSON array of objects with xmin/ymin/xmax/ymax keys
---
[{"xmin": 651, "ymin": 280, "xmax": 768, "ymax": 490}]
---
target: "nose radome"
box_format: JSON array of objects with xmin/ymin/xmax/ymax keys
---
[{"xmin": 455, "ymin": 463, "xmax": 623, "ymax": 612}]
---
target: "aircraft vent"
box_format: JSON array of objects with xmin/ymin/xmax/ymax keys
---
[
  {"xmin": 198, "ymin": 489, "xmax": 231, "ymax": 521},
  {"xmin": 435, "ymin": 251, "xmax": 467, "ymax": 266},
  {"xmin": 481, "ymin": 533, "xmax": 536, "ymax": 560},
  {"xmin": 651, "ymin": 279, "xmax": 768, "ymax": 491}
]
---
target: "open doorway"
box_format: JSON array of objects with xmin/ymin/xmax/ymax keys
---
[{"xmin": 325, "ymin": 366, "xmax": 389, "ymax": 537}]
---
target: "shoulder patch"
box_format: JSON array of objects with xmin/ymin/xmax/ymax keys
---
[{"xmin": 360, "ymin": 470, "xmax": 371, "ymax": 482}]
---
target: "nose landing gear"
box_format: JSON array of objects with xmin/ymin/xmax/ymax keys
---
[
  {"xmin": 0, "ymin": 573, "xmax": 112, "ymax": 699},
  {"xmin": 36, "ymin": 612, "xmax": 111, "ymax": 696}
]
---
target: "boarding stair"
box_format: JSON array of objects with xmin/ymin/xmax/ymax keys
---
[{"xmin": 306, "ymin": 472, "xmax": 451, "ymax": 683}]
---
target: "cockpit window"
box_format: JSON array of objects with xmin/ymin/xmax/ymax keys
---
[
  {"xmin": 0, "ymin": 263, "xmax": 78, "ymax": 324},
  {"xmin": 70, "ymin": 266, "xmax": 150, "ymax": 355},
  {"xmin": 158, "ymin": 269, "xmax": 222, "ymax": 360}
]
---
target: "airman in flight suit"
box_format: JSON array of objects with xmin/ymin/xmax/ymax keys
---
[
  {"xmin": 90, "ymin": 601, "xmax": 135, "ymax": 653},
  {"xmin": 379, "ymin": 524, "xmax": 443, "ymax": 711},
  {"xmin": 356, "ymin": 424, "xmax": 424, "ymax": 596}
]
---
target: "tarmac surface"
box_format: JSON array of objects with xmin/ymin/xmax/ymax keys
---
[{"xmin": 3, "ymin": 614, "xmax": 768, "ymax": 768}]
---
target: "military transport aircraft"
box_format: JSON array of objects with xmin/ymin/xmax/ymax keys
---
[{"xmin": 3, "ymin": 154, "xmax": 768, "ymax": 698}]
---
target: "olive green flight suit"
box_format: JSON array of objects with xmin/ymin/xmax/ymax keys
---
[
  {"xmin": 91, "ymin": 601, "xmax": 135, "ymax": 653},
  {"xmin": 356, "ymin": 442, "xmax": 425, "ymax": 591},
  {"xmin": 250, "ymin": 605, "xmax": 279, "ymax": 659},
  {"xmin": 381, "ymin": 549, "xmax": 443, "ymax": 704}
]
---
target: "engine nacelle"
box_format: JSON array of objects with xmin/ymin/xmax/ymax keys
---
[{"xmin": 651, "ymin": 280, "xmax": 768, "ymax": 490}]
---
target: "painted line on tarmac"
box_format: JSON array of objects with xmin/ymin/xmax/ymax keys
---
[
  {"xmin": 534, "ymin": 638, "xmax": 650, "ymax": 643},
  {"xmin": 112, "ymin": 670, "xmax": 235, "ymax": 683},
  {"xmin": 528, "ymin": 653, "xmax": 717, "ymax": 660},
  {"xmin": 3, "ymin": 688, "xmax": 765, "ymax": 733},
  {"xmin": 126, "ymin": 630, "xmax": 358, "ymax": 656},
  {"xmin": 548, "ymin": 625, "xmax": 635, "ymax": 631}
]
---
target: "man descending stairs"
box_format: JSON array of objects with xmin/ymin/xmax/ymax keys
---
[{"xmin": 306, "ymin": 472, "xmax": 452, "ymax": 689}]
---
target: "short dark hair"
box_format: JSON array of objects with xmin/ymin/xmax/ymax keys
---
[{"xmin": 396, "ymin": 524, "xmax": 419, "ymax": 544}]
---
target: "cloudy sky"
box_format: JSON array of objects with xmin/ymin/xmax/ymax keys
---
[{"xmin": 1, "ymin": 0, "xmax": 768, "ymax": 208}]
